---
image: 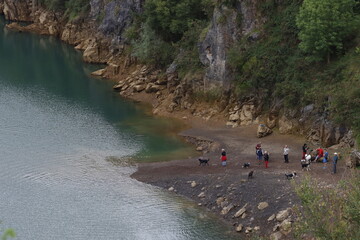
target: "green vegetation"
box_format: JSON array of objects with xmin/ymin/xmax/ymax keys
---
[
  {"xmin": 0, "ymin": 226, "xmax": 15, "ymax": 240},
  {"xmin": 228, "ymin": 0, "xmax": 360, "ymax": 136},
  {"xmin": 126, "ymin": 0, "xmax": 214, "ymax": 68},
  {"xmin": 38, "ymin": 0, "xmax": 89, "ymax": 20},
  {"xmin": 294, "ymin": 175, "xmax": 360, "ymax": 239},
  {"xmin": 296, "ymin": 0, "xmax": 357, "ymax": 62}
]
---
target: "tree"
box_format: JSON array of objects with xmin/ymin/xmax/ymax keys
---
[
  {"xmin": 296, "ymin": 0, "xmax": 357, "ymax": 62},
  {"xmin": 144, "ymin": 0, "xmax": 212, "ymax": 42}
]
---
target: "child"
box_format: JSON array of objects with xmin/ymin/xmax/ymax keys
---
[
  {"xmin": 220, "ymin": 149, "xmax": 227, "ymax": 166},
  {"xmin": 264, "ymin": 151, "xmax": 269, "ymax": 168}
]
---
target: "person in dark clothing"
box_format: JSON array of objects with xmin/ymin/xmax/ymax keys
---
[
  {"xmin": 256, "ymin": 148, "xmax": 263, "ymax": 165},
  {"xmin": 333, "ymin": 152, "xmax": 338, "ymax": 174},
  {"xmin": 264, "ymin": 151, "xmax": 269, "ymax": 168},
  {"xmin": 302, "ymin": 143, "xmax": 308, "ymax": 159}
]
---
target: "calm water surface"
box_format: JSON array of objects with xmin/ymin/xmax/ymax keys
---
[{"xmin": 0, "ymin": 17, "xmax": 238, "ymax": 239}]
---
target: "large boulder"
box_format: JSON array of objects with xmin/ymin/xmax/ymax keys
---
[
  {"xmin": 346, "ymin": 151, "xmax": 360, "ymax": 168},
  {"xmin": 257, "ymin": 124, "xmax": 272, "ymax": 138}
]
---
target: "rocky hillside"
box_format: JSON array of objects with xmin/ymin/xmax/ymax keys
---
[{"xmin": 1, "ymin": 0, "xmax": 359, "ymax": 151}]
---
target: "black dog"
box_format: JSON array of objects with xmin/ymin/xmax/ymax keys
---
[
  {"xmin": 242, "ymin": 162, "xmax": 251, "ymax": 168},
  {"xmin": 198, "ymin": 158, "xmax": 210, "ymax": 166},
  {"xmin": 248, "ymin": 170, "xmax": 254, "ymax": 179},
  {"xmin": 285, "ymin": 172, "xmax": 297, "ymax": 180}
]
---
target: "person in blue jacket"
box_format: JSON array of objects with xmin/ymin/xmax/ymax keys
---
[{"xmin": 333, "ymin": 152, "xmax": 339, "ymax": 174}]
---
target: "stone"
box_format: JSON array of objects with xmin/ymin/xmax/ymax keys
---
[
  {"xmin": 239, "ymin": 104, "xmax": 256, "ymax": 125},
  {"xmin": 168, "ymin": 187, "xmax": 174, "ymax": 191},
  {"xmin": 241, "ymin": 213, "xmax": 247, "ymax": 219},
  {"xmin": 216, "ymin": 197, "xmax": 225, "ymax": 206},
  {"xmin": 191, "ymin": 181, "xmax": 197, "ymax": 188},
  {"xmin": 145, "ymin": 83, "xmax": 161, "ymax": 93},
  {"xmin": 273, "ymin": 224, "xmax": 280, "ymax": 232},
  {"xmin": 347, "ymin": 151, "xmax": 360, "ymax": 168},
  {"xmin": 156, "ymin": 78, "xmax": 168, "ymax": 85},
  {"xmin": 91, "ymin": 68, "xmax": 106, "ymax": 76},
  {"xmin": 268, "ymin": 214, "xmax": 276, "ymax": 221},
  {"xmin": 196, "ymin": 146, "xmax": 203, "ymax": 151},
  {"xmin": 235, "ymin": 224, "xmax": 243, "ymax": 232},
  {"xmin": 221, "ymin": 204, "xmax": 235, "ymax": 215},
  {"xmin": 270, "ymin": 231, "xmax": 283, "ymax": 240},
  {"xmin": 257, "ymin": 124, "xmax": 273, "ymax": 138},
  {"xmin": 276, "ymin": 208, "xmax": 291, "ymax": 222},
  {"xmin": 257, "ymin": 202, "xmax": 269, "ymax": 210},
  {"xmin": 245, "ymin": 227, "xmax": 252, "ymax": 234},
  {"xmin": 254, "ymin": 226, "xmax": 260, "ymax": 231},
  {"xmin": 226, "ymin": 121, "xmax": 236, "ymax": 127},
  {"xmin": 113, "ymin": 82, "xmax": 126, "ymax": 91},
  {"xmin": 234, "ymin": 203, "xmax": 248, "ymax": 218},
  {"xmin": 278, "ymin": 115, "xmax": 298, "ymax": 134},
  {"xmin": 229, "ymin": 112, "xmax": 240, "ymax": 122},
  {"xmin": 198, "ymin": 192, "xmax": 205, "ymax": 198},
  {"xmin": 133, "ymin": 84, "xmax": 145, "ymax": 92},
  {"xmin": 280, "ymin": 219, "xmax": 292, "ymax": 234},
  {"xmin": 83, "ymin": 40, "xmax": 100, "ymax": 63}
]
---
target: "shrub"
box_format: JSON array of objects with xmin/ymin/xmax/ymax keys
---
[
  {"xmin": 131, "ymin": 23, "xmax": 175, "ymax": 67},
  {"xmin": 294, "ymin": 175, "xmax": 360, "ymax": 239}
]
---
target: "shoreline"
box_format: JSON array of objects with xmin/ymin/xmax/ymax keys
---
[{"xmin": 131, "ymin": 122, "xmax": 349, "ymax": 238}]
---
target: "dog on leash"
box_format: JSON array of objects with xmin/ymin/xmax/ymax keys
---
[
  {"xmin": 248, "ymin": 170, "xmax": 254, "ymax": 179},
  {"xmin": 242, "ymin": 162, "xmax": 251, "ymax": 168},
  {"xmin": 198, "ymin": 157, "xmax": 210, "ymax": 166},
  {"xmin": 285, "ymin": 172, "xmax": 297, "ymax": 180},
  {"xmin": 301, "ymin": 159, "xmax": 311, "ymax": 171}
]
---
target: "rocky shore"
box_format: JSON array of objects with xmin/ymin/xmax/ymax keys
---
[{"xmin": 131, "ymin": 123, "xmax": 350, "ymax": 239}]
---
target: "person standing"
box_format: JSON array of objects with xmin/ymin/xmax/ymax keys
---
[
  {"xmin": 322, "ymin": 149, "xmax": 329, "ymax": 169},
  {"xmin": 256, "ymin": 147, "xmax": 263, "ymax": 165},
  {"xmin": 332, "ymin": 152, "xmax": 338, "ymax": 174},
  {"xmin": 220, "ymin": 149, "xmax": 227, "ymax": 167},
  {"xmin": 264, "ymin": 151, "xmax": 269, "ymax": 168},
  {"xmin": 302, "ymin": 143, "xmax": 308, "ymax": 159},
  {"xmin": 283, "ymin": 145, "xmax": 290, "ymax": 163}
]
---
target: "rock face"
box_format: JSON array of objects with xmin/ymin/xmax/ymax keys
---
[
  {"xmin": 2, "ymin": 0, "xmax": 32, "ymax": 21},
  {"xmin": 199, "ymin": 1, "xmax": 261, "ymax": 90},
  {"xmin": 89, "ymin": 0, "xmax": 143, "ymax": 44}
]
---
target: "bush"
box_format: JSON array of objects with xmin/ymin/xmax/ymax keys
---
[
  {"xmin": 294, "ymin": 175, "xmax": 360, "ymax": 239},
  {"xmin": 131, "ymin": 23, "xmax": 176, "ymax": 67},
  {"xmin": 144, "ymin": 0, "xmax": 213, "ymax": 42}
]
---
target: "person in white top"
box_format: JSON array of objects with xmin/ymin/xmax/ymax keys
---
[{"xmin": 283, "ymin": 145, "xmax": 290, "ymax": 163}]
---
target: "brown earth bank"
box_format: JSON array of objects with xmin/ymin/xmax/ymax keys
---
[{"xmin": 131, "ymin": 121, "xmax": 350, "ymax": 239}]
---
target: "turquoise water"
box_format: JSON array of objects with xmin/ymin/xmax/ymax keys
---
[{"xmin": 0, "ymin": 17, "xmax": 237, "ymax": 239}]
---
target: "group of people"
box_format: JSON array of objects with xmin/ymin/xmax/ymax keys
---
[
  {"xmin": 219, "ymin": 142, "xmax": 340, "ymax": 174},
  {"xmin": 302, "ymin": 144, "xmax": 339, "ymax": 174}
]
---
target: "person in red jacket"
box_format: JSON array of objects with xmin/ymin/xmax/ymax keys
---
[
  {"xmin": 315, "ymin": 147, "xmax": 324, "ymax": 162},
  {"xmin": 220, "ymin": 149, "xmax": 227, "ymax": 166}
]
